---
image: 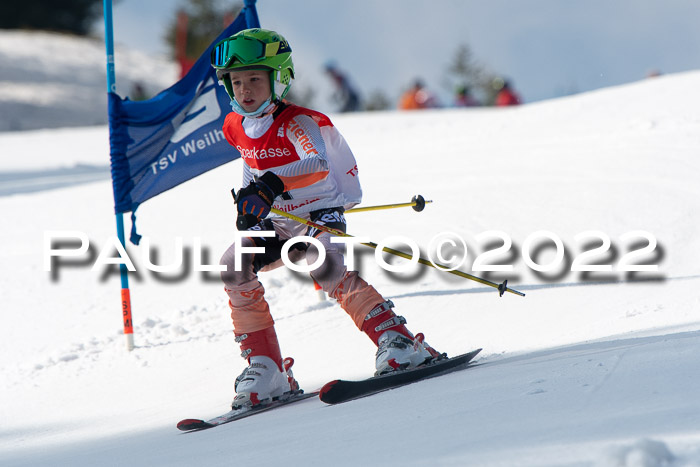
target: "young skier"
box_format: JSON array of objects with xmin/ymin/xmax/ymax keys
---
[{"xmin": 211, "ymin": 28, "xmax": 440, "ymax": 409}]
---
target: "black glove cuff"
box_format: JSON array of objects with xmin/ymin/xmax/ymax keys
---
[{"xmin": 258, "ymin": 171, "xmax": 285, "ymax": 198}]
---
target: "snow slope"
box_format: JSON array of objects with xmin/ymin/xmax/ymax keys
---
[{"xmin": 1, "ymin": 36, "xmax": 700, "ymax": 465}]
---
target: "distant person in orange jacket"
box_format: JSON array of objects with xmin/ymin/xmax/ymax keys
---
[
  {"xmin": 494, "ymin": 79, "xmax": 521, "ymax": 106},
  {"xmin": 399, "ymin": 79, "xmax": 438, "ymax": 110}
]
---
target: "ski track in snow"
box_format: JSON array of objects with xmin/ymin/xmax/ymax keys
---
[
  {"xmin": 0, "ymin": 165, "xmax": 110, "ymax": 196},
  {"xmin": 2, "ymin": 328, "xmax": 700, "ymax": 466}
]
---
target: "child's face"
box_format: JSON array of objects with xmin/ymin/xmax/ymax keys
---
[{"xmin": 227, "ymin": 69, "xmax": 272, "ymax": 112}]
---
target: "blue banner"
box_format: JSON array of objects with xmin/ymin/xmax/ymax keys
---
[{"xmin": 108, "ymin": 1, "xmax": 260, "ymax": 243}]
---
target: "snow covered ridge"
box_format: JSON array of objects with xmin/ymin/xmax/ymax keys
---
[
  {"xmin": 2, "ymin": 68, "xmax": 700, "ymax": 465},
  {"xmin": 0, "ymin": 30, "xmax": 177, "ymax": 131}
]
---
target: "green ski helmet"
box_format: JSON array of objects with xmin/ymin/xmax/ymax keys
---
[{"xmin": 211, "ymin": 28, "xmax": 294, "ymax": 107}]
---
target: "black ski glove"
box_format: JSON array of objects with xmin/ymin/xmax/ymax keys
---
[{"xmin": 235, "ymin": 171, "xmax": 284, "ymax": 219}]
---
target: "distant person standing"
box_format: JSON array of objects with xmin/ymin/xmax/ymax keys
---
[
  {"xmin": 494, "ymin": 78, "xmax": 522, "ymax": 106},
  {"xmin": 399, "ymin": 79, "xmax": 438, "ymax": 110},
  {"xmin": 324, "ymin": 63, "xmax": 361, "ymax": 112},
  {"xmin": 454, "ymin": 85, "xmax": 480, "ymax": 107}
]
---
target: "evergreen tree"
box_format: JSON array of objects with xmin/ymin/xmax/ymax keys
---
[
  {"xmin": 164, "ymin": 0, "xmax": 242, "ymax": 61},
  {"xmin": 0, "ymin": 0, "xmax": 103, "ymax": 36},
  {"xmin": 446, "ymin": 43, "xmax": 498, "ymax": 106}
]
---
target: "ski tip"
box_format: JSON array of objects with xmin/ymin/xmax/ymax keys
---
[
  {"xmin": 467, "ymin": 348, "xmax": 483, "ymax": 361},
  {"xmin": 318, "ymin": 379, "xmax": 340, "ymax": 402},
  {"xmin": 177, "ymin": 418, "xmax": 207, "ymax": 431}
]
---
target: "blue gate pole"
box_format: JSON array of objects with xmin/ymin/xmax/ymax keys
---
[{"xmin": 103, "ymin": 0, "xmax": 134, "ymax": 351}]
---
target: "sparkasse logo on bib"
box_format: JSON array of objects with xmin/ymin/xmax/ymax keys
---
[{"xmin": 236, "ymin": 145, "xmax": 292, "ymax": 160}]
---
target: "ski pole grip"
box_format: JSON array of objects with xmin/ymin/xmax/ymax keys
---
[{"xmin": 236, "ymin": 214, "xmax": 259, "ymax": 230}]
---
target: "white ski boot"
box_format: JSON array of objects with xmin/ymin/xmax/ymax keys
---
[
  {"xmin": 233, "ymin": 356, "xmax": 288, "ymax": 408},
  {"xmin": 232, "ymin": 326, "xmax": 300, "ymax": 410},
  {"xmin": 375, "ymin": 330, "xmax": 438, "ymax": 375},
  {"xmin": 361, "ymin": 300, "xmax": 442, "ymax": 375}
]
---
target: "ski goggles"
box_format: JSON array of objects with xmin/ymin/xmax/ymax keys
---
[{"xmin": 211, "ymin": 36, "xmax": 288, "ymax": 69}]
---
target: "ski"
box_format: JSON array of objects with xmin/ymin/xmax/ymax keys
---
[
  {"xmin": 319, "ymin": 348, "xmax": 482, "ymax": 404},
  {"xmin": 177, "ymin": 391, "xmax": 319, "ymax": 432}
]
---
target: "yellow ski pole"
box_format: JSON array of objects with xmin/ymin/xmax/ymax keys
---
[
  {"xmin": 345, "ymin": 195, "xmax": 431, "ymax": 214},
  {"xmin": 267, "ymin": 207, "xmax": 525, "ymax": 298}
]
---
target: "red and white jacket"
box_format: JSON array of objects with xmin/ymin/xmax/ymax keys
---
[{"xmin": 223, "ymin": 103, "xmax": 362, "ymax": 215}]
